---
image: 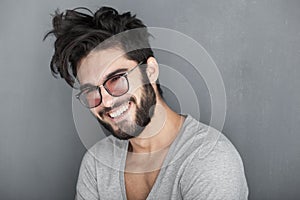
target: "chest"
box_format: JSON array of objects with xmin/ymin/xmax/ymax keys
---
[
  {"xmin": 123, "ymin": 146, "xmax": 169, "ymax": 199},
  {"xmin": 124, "ymin": 170, "xmax": 160, "ymax": 200}
]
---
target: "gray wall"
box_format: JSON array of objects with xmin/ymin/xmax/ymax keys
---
[{"xmin": 1, "ymin": 0, "xmax": 299, "ymax": 199}]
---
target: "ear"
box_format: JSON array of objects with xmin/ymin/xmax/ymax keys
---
[{"xmin": 146, "ymin": 57, "xmax": 159, "ymax": 83}]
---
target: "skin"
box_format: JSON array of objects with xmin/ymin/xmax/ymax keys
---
[{"xmin": 77, "ymin": 47, "xmax": 185, "ymax": 154}]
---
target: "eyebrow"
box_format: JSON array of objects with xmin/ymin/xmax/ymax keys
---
[
  {"xmin": 79, "ymin": 83, "xmax": 96, "ymax": 90},
  {"xmin": 104, "ymin": 68, "xmax": 128, "ymax": 80},
  {"xmin": 79, "ymin": 68, "xmax": 129, "ymax": 90}
]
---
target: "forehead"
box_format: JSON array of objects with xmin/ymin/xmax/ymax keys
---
[{"xmin": 77, "ymin": 48, "xmax": 136, "ymax": 85}]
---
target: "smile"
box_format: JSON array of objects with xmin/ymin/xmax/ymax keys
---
[{"xmin": 108, "ymin": 101, "xmax": 131, "ymax": 119}]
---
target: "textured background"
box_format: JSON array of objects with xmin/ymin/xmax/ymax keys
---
[{"xmin": 1, "ymin": 0, "xmax": 300, "ymax": 199}]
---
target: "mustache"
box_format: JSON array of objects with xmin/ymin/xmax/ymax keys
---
[{"xmin": 98, "ymin": 96, "xmax": 136, "ymax": 116}]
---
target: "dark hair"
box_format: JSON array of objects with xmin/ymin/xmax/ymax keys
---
[{"xmin": 44, "ymin": 6, "xmax": 163, "ymax": 96}]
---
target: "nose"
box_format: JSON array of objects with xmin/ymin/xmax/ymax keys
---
[{"xmin": 100, "ymin": 86, "xmax": 114, "ymax": 108}]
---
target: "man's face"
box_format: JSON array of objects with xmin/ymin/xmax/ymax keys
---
[{"xmin": 77, "ymin": 48, "xmax": 157, "ymax": 140}]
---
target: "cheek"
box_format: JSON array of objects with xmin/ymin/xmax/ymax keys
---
[
  {"xmin": 126, "ymin": 87, "xmax": 143, "ymax": 105},
  {"xmin": 90, "ymin": 108, "xmax": 102, "ymax": 119},
  {"xmin": 127, "ymin": 78, "xmax": 146, "ymax": 98}
]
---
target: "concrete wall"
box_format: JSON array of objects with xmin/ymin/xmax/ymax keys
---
[{"xmin": 1, "ymin": 0, "xmax": 299, "ymax": 199}]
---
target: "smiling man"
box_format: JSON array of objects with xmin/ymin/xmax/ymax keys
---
[{"xmin": 45, "ymin": 6, "xmax": 248, "ymax": 200}]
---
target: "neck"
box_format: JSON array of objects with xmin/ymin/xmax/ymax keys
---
[{"xmin": 128, "ymin": 99, "xmax": 184, "ymax": 153}]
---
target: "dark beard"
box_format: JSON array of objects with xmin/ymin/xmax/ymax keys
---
[{"xmin": 96, "ymin": 83, "xmax": 157, "ymax": 140}]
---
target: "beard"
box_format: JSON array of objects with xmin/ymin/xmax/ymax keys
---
[{"xmin": 96, "ymin": 83, "xmax": 157, "ymax": 140}]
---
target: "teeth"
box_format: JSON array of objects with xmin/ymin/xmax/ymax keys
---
[{"xmin": 109, "ymin": 103, "xmax": 130, "ymax": 118}]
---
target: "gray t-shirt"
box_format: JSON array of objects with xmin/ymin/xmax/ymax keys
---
[{"xmin": 76, "ymin": 115, "xmax": 249, "ymax": 200}]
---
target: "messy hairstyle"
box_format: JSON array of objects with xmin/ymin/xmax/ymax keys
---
[{"xmin": 44, "ymin": 6, "xmax": 163, "ymax": 95}]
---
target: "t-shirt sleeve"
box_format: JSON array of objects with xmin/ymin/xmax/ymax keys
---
[
  {"xmin": 180, "ymin": 134, "xmax": 249, "ymax": 200},
  {"xmin": 75, "ymin": 151, "xmax": 100, "ymax": 200}
]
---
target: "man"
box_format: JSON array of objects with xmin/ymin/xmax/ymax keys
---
[{"xmin": 45, "ymin": 6, "xmax": 248, "ymax": 200}]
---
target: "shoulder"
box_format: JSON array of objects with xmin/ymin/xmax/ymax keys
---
[
  {"xmin": 179, "ymin": 117, "xmax": 249, "ymax": 199},
  {"xmin": 180, "ymin": 116, "xmax": 244, "ymax": 165},
  {"xmin": 80, "ymin": 135, "xmax": 128, "ymax": 169}
]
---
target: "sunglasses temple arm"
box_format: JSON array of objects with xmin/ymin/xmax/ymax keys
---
[{"xmin": 124, "ymin": 61, "xmax": 144, "ymax": 76}]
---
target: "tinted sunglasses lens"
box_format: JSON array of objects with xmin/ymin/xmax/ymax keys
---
[
  {"xmin": 105, "ymin": 76, "xmax": 129, "ymax": 96},
  {"xmin": 81, "ymin": 89, "xmax": 101, "ymax": 108}
]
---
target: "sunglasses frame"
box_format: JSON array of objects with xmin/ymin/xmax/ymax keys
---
[{"xmin": 75, "ymin": 61, "xmax": 144, "ymax": 108}]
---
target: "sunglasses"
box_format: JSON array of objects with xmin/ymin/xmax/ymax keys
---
[{"xmin": 75, "ymin": 61, "xmax": 143, "ymax": 108}]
